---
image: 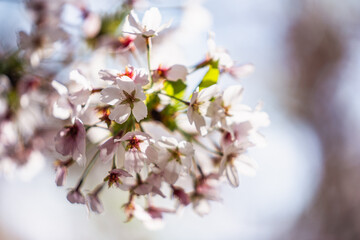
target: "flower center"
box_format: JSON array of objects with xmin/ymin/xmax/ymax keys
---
[{"xmin": 127, "ymin": 136, "xmax": 143, "ymax": 150}]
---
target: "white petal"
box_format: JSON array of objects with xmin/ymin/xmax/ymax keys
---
[
  {"xmin": 164, "ymin": 161, "xmax": 181, "ymax": 184},
  {"xmin": 52, "ymin": 100, "xmax": 71, "ymax": 120},
  {"xmin": 142, "ymin": 7, "xmax": 161, "ymax": 32},
  {"xmin": 187, "ymin": 105, "xmax": 194, "ymax": 124},
  {"xmin": 69, "ymin": 89, "xmax": 91, "ymax": 106},
  {"xmin": 198, "ymin": 84, "xmax": 219, "ymax": 102},
  {"xmin": 178, "ymin": 141, "xmax": 194, "ymax": 156},
  {"xmin": 98, "ymin": 69, "xmax": 118, "ymax": 82},
  {"xmin": 166, "ymin": 64, "xmax": 188, "ymax": 81},
  {"xmin": 134, "ymin": 68, "xmax": 149, "ymax": 86},
  {"xmin": 116, "ymin": 76, "xmax": 136, "ymax": 93},
  {"xmin": 223, "ymin": 85, "xmax": 243, "ymax": 107},
  {"xmin": 234, "ymin": 155, "xmax": 258, "ymax": 176},
  {"xmin": 229, "ymin": 64, "xmax": 255, "ymax": 79},
  {"xmin": 69, "ymin": 70, "xmax": 90, "ymax": 90},
  {"xmin": 193, "ymin": 113, "xmax": 207, "ymax": 136},
  {"xmin": 109, "ymin": 104, "xmax": 131, "ymax": 124},
  {"xmin": 226, "ymin": 163, "xmax": 239, "ymax": 187},
  {"xmin": 127, "ymin": 10, "xmax": 142, "ymax": 32},
  {"xmin": 51, "ymin": 80, "xmax": 68, "ymax": 95},
  {"xmin": 100, "ymin": 87, "xmax": 122, "ymax": 105},
  {"xmin": 145, "ymin": 145, "xmax": 158, "ymax": 164},
  {"xmin": 157, "ymin": 19, "xmax": 172, "ymax": 33},
  {"xmin": 132, "ymin": 101, "xmax": 147, "ymax": 122},
  {"xmin": 134, "ymin": 85, "xmax": 146, "ymax": 100},
  {"xmin": 193, "ymin": 199, "xmax": 210, "ymax": 217}
]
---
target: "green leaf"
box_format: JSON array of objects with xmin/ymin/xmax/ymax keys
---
[
  {"xmin": 163, "ymin": 80, "xmax": 187, "ymax": 99},
  {"xmin": 198, "ymin": 60, "xmax": 220, "ymax": 91}
]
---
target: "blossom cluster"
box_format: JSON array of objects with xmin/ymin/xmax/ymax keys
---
[{"xmin": 0, "ymin": 0, "xmax": 268, "ymax": 229}]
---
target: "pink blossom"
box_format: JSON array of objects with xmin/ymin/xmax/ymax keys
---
[
  {"xmin": 54, "ymin": 118, "xmax": 86, "ymax": 166},
  {"xmin": 99, "ymin": 65, "xmax": 149, "ymax": 86},
  {"xmin": 67, "ymin": 188, "xmax": 85, "ymax": 204},
  {"xmin": 104, "ymin": 168, "xmax": 133, "ymax": 189},
  {"xmin": 116, "ymin": 131, "xmax": 158, "ymax": 173}
]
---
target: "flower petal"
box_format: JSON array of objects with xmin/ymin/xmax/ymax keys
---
[
  {"xmin": 109, "ymin": 104, "xmax": 131, "ymax": 124},
  {"xmin": 132, "ymin": 101, "xmax": 147, "ymax": 122}
]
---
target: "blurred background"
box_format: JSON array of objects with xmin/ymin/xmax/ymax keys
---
[{"xmin": 1, "ymin": 0, "xmax": 360, "ymax": 239}]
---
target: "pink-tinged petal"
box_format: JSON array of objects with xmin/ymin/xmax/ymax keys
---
[
  {"xmin": 55, "ymin": 128, "xmax": 74, "ymax": 156},
  {"xmin": 98, "ymin": 69, "xmax": 118, "ymax": 82},
  {"xmin": 151, "ymin": 186, "xmax": 166, "ymax": 198},
  {"xmin": 132, "ymin": 101, "xmax": 147, "ymax": 122},
  {"xmin": 178, "ymin": 141, "xmax": 194, "ymax": 156},
  {"xmin": 134, "ymin": 68, "xmax": 149, "ymax": 86},
  {"xmin": 55, "ymin": 166, "xmax": 67, "ymax": 186},
  {"xmin": 142, "ymin": 7, "xmax": 162, "ymax": 32},
  {"xmin": 157, "ymin": 136, "xmax": 178, "ymax": 149},
  {"xmin": 124, "ymin": 149, "xmax": 144, "ymax": 172},
  {"xmin": 99, "ymin": 137, "xmax": 117, "ymax": 163},
  {"xmin": 193, "ymin": 112, "xmax": 207, "ymax": 136},
  {"xmin": 164, "ymin": 161, "xmax": 181, "ymax": 184},
  {"xmin": 187, "ymin": 105, "xmax": 194, "ymax": 124},
  {"xmin": 145, "ymin": 145, "xmax": 158, "ymax": 164},
  {"xmin": 109, "ymin": 104, "xmax": 131, "ymax": 124},
  {"xmin": 172, "ymin": 186, "xmax": 190, "ymax": 206},
  {"xmin": 69, "ymin": 89, "xmax": 91, "ymax": 106},
  {"xmin": 74, "ymin": 119, "xmax": 87, "ymax": 166},
  {"xmin": 116, "ymin": 76, "xmax": 136, "ymax": 93},
  {"xmin": 54, "ymin": 118, "xmax": 86, "ymax": 166},
  {"xmin": 223, "ymin": 85, "xmax": 243, "ymax": 107},
  {"xmin": 166, "ymin": 64, "xmax": 188, "ymax": 81},
  {"xmin": 110, "ymin": 168, "xmax": 133, "ymax": 177},
  {"xmin": 119, "ymin": 131, "xmax": 151, "ymax": 142},
  {"xmin": 226, "ymin": 163, "xmax": 240, "ymax": 188},
  {"xmin": 229, "ymin": 63, "xmax": 255, "ymax": 79},
  {"xmin": 100, "ymin": 87, "xmax": 122, "ymax": 104},
  {"xmin": 67, "ymin": 189, "xmax": 85, "ymax": 204},
  {"xmin": 134, "ymin": 183, "xmax": 153, "ymax": 195},
  {"xmin": 87, "ymin": 194, "xmax": 104, "ymax": 214},
  {"xmin": 189, "ymin": 91, "xmax": 198, "ymax": 105},
  {"xmin": 134, "ymin": 85, "xmax": 146, "ymax": 100}
]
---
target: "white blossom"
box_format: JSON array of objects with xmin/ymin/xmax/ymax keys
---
[
  {"xmin": 100, "ymin": 76, "xmax": 147, "ymax": 124},
  {"xmin": 124, "ymin": 7, "xmax": 172, "ymax": 37},
  {"xmin": 187, "ymin": 85, "xmax": 220, "ymax": 136}
]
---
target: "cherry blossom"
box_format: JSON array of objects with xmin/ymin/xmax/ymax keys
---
[
  {"xmin": 67, "ymin": 188, "xmax": 86, "ymax": 204},
  {"xmin": 54, "ymin": 118, "xmax": 86, "ymax": 166},
  {"xmin": 99, "ymin": 65, "xmax": 149, "ymax": 86},
  {"xmin": 115, "ymin": 131, "xmax": 158, "ymax": 173},
  {"xmin": 100, "ymin": 76, "xmax": 147, "ymax": 124},
  {"xmin": 155, "ymin": 137, "xmax": 194, "ymax": 184},
  {"xmin": 219, "ymin": 143, "xmax": 258, "ymax": 187},
  {"xmin": 187, "ymin": 84, "xmax": 220, "ymax": 136},
  {"xmin": 154, "ymin": 64, "xmax": 188, "ymax": 82},
  {"xmin": 104, "ymin": 168, "xmax": 133, "ymax": 189},
  {"xmin": 124, "ymin": 7, "xmax": 172, "ymax": 38}
]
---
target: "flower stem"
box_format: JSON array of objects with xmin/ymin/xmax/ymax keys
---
[
  {"xmin": 145, "ymin": 37, "xmax": 153, "ymax": 87},
  {"xmin": 75, "ymin": 150, "xmax": 100, "ymax": 190},
  {"xmin": 159, "ymin": 92, "xmax": 190, "ymax": 105},
  {"xmin": 112, "ymin": 155, "xmax": 117, "ymax": 170}
]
